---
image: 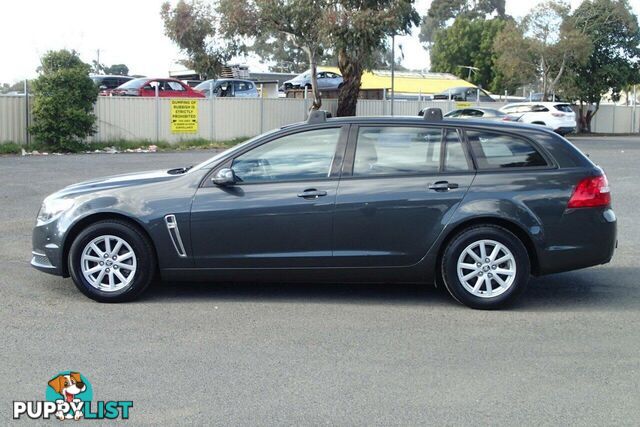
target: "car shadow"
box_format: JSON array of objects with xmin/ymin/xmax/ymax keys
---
[
  {"xmin": 137, "ymin": 265, "xmax": 638, "ymax": 311},
  {"xmin": 144, "ymin": 280, "xmax": 454, "ymax": 307}
]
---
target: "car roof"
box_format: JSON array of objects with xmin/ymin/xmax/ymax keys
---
[
  {"xmin": 284, "ymin": 115, "xmax": 559, "ymax": 136},
  {"xmin": 90, "ymin": 74, "xmax": 134, "ymax": 79},
  {"xmin": 198, "ymin": 78, "xmax": 254, "ymax": 84},
  {"xmin": 503, "ymin": 101, "xmax": 572, "ymax": 107}
]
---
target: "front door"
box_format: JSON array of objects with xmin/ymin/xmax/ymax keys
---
[
  {"xmin": 332, "ymin": 125, "xmax": 475, "ymax": 267},
  {"xmin": 190, "ymin": 126, "xmax": 347, "ymax": 268}
]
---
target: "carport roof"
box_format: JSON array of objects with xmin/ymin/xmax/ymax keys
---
[{"xmin": 320, "ymin": 66, "xmax": 476, "ymax": 95}]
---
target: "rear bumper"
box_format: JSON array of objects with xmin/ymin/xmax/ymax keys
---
[
  {"xmin": 538, "ymin": 208, "xmax": 617, "ymax": 275},
  {"xmin": 554, "ymin": 126, "xmax": 576, "ymax": 135}
]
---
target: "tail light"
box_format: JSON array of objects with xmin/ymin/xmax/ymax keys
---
[{"xmin": 567, "ymin": 174, "xmax": 611, "ymax": 208}]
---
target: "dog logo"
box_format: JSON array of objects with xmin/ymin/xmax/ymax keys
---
[
  {"xmin": 47, "ymin": 372, "xmax": 89, "ymax": 420},
  {"xmin": 13, "ymin": 370, "xmax": 132, "ymax": 420}
]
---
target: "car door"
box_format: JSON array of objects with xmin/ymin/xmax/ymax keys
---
[
  {"xmin": 139, "ymin": 80, "xmax": 158, "ymax": 97},
  {"xmin": 316, "ymin": 72, "xmax": 329, "ymax": 89},
  {"xmin": 332, "ymin": 125, "xmax": 475, "ymax": 267},
  {"xmin": 190, "ymin": 126, "xmax": 348, "ymax": 269}
]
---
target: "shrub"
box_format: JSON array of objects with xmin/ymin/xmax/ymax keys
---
[{"xmin": 30, "ymin": 50, "xmax": 98, "ymax": 152}]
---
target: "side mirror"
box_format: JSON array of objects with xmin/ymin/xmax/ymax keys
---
[{"xmin": 212, "ymin": 168, "xmax": 236, "ymax": 186}]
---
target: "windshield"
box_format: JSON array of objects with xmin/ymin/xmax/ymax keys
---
[
  {"xmin": 117, "ymin": 78, "xmax": 147, "ymax": 90},
  {"xmin": 194, "ymin": 80, "xmax": 217, "ymax": 91}
]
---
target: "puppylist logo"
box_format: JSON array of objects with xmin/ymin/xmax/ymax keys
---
[{"xmin": 13, "ymin": 371, "xmax": 133, "ymax": 420}]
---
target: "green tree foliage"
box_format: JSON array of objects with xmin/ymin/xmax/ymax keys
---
[
  {"xmin": 0, "ymin": 81, "xmax": 30, "ymax": 94},
  {"xmin": 493, "ymin": 1, "xmax": 591, "ymax": 100},
  {"xmin": 419, "ymin": 0, "xmax": 506, "ymax": 45},
  {"xmin": 251, "ymin": 36, "xmax": 309, "ymax": 73},
  {"xmin": 325, "ymin": 0, "xmax": 419, "ymax": 116},
  {"xmin": 430, "ymin": 17, "xmax": 510, "ymax": 93},
  {"xmin": 103, "ymin": 64, "xmax": 130, "ymax": 75},
  {"xmin": 562, "ymin": 0, "xmax": 640, "ymax": 131},
  {"xmin": 218, "ymin": 0, "xmax": 329, "ymax": 110},
  {"xmin": 30, "ymin": 50, "xmax": 98, "ymax": 152},
  {"xmin": 161, "ymin": 0, "xmax": 238, "ymax": 78}
]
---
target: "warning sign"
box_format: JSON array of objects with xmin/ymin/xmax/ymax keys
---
[
  {"xmin": 171, "ymin": 100, "xmax": 198, "ymax": 133},
  {"xmin": 455, "ymin": 102, "xmax": 473, "ymax": 108}
]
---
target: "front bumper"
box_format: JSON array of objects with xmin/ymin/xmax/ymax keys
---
[{"xmin": 31, "ymin": 220, "xmax": 65, "ymax": 276}]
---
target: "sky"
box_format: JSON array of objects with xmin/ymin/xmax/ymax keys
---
[{"xmin": 1, "ymin": 0, "xmax": 639, "ymax": 84}]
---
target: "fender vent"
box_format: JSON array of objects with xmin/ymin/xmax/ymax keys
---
[{"xmin": 164, "ymin": 214, "xmax": 187, "ymax": 258}]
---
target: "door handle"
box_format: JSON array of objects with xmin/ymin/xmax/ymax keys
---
[
  {"xmin": 297, "ymin": 189, "xmax": 328, "ymax": 199},
  {"xmin": 428, "ymin": 181, "xmax": 459, "ymax": 191}
]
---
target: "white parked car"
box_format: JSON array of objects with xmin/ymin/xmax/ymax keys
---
[{"xmin": 500, "ymin": 102, "xmax": 576, "ymax": 135}]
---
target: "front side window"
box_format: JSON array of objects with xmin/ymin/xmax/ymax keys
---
[
  {"xmin": 232, "ymin": 128, "xmax": 341, "ymax": 183},
  {"xmin": 353, "ymin": 127, "xmax": 442, "ymax": 176},
  {"xmin": 467, "ymin": 130, "xmax": 548, "ymax": 169}
]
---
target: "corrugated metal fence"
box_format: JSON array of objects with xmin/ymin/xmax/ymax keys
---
[{"xmin": 1, "ymin": 95, "xmax": 638, "ymax": 144}]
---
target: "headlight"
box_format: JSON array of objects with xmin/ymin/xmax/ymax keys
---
[{"xmin": 36, "ymin": 198, "xmax": 75, "ymax": 225}]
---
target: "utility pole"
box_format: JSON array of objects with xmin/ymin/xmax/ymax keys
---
[{"xmin": 390, "ymin": 34, "xmax": 395, "ymax": 116}]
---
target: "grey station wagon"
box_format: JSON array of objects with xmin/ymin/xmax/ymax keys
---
[{"xmin": 31, "ymin": 109, "xmax": 617, "ymax": 309}]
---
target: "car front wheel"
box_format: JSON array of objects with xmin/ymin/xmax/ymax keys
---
[
  {"xmin": 68, "ymin": 220, "xmax": 156, "ymax": 302},
  {"xmin": 441, "ymin": 225, "xmax": 530, "ymax": 309}
]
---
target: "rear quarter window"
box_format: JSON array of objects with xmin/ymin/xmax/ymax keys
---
[
  {"xmin": 554, "ymin": 104, "xmax": 574, "ymax": 113},
  {"xmin": 467, "ymin": 130, "xmax": 548, "ymax": 169}
]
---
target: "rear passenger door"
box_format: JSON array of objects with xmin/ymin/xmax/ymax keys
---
[{"xmin": 332, "ymin": 125, "xmax": 475, "ymax": 267}]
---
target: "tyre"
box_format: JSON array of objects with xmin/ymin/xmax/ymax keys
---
[
  {"xmin": 440, "ymin": 225, "xmax": 530, "ymax": 310},
  {"xmin": 68, "ymin": 220, "xmax": 156, "ymax": 302}
]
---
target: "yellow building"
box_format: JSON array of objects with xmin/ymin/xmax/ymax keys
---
[{"xmin": 321, "ymin": 67, "xmax": 476, "ymax": 95}]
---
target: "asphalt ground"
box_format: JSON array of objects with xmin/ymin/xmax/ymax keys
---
[{"xmin": 1, "ymin": 136, "xmax": 639, "ymax": 425}]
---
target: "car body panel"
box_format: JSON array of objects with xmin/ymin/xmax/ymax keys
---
[
  {"xmin": 500, "ymin": 102, "xmax": 576, "ymax": 134},
  {"xmin": 32, "ymin": 116, "xmax": 616, "ymax": 287},
  {"xmin": 332, "ymin": 172, "xmax": 475, "ymax": 267},
  {"xmin": 194, "ymin": 79, "xmax": 260, "ymax": 98},
  {"xmin": 109, "ymin": 78, "xmax": 205, "ymax": 98},
  {"xmin": 282, "ymin": 70, "xmax": 343, "ymax": 90}
]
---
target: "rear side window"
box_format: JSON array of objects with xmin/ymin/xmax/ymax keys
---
[
  {"xmin": 554, "ymin": 104, "xmax": 573, "ymax": 113},
  {"xmin": 353, "ymin": 127, "xmax": 442, "ymax": 176},
  {"xmin": 467, "ymin": 131, "xmax": 548, "ymax": 169},
  {"xmin": 444, "ymin": 130, "xmax": 470, "ymax": 171}
]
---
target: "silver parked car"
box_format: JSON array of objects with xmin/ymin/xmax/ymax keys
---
[
  {"xmin": 439, "ymin": 108, "xmax": 507, "ymax": 120},
  {"xmin": 282, "ymin": 70, "xmax": 343, "ymax": 90},
  {"xmin": 195, "ymin": 79, "xmax": 259, "ymax": 98}
]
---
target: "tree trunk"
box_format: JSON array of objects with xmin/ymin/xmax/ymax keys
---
[
  {"xmin": 578, "ymin": 101, "xmax": 599, "ymax": 133},
  {"xmin": 302, "ymin": 46, "xmax": 322, "ymax": 111},
  {"xmin": 336, "ymin": 51, "xmax": 362, "ymax": 117}
]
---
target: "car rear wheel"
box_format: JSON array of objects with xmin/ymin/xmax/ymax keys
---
[
  {"xmin": 441, "ymin": 225, "xmax": 530, "ymax": 309},
  {"xmin": 68, "ymin": 220, "xmax": 156, "ymax": 302}
]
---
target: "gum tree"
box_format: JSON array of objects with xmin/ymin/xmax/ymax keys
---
[
  {"xmin": 325, "ymin": 0, "xmax": 420, "ymax": 116},
  {"xmin": 218, "ymin": 0, "xmax": 329, "ymax": 110}
]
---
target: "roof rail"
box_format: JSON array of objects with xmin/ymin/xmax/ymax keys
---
[
  {"xmin": 307, "ymin": 110, "xmax": 332, "ymax": 124},
  {"xmin": 422, "ymin": 107, "xmax": 443, "ymax": 121}
]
